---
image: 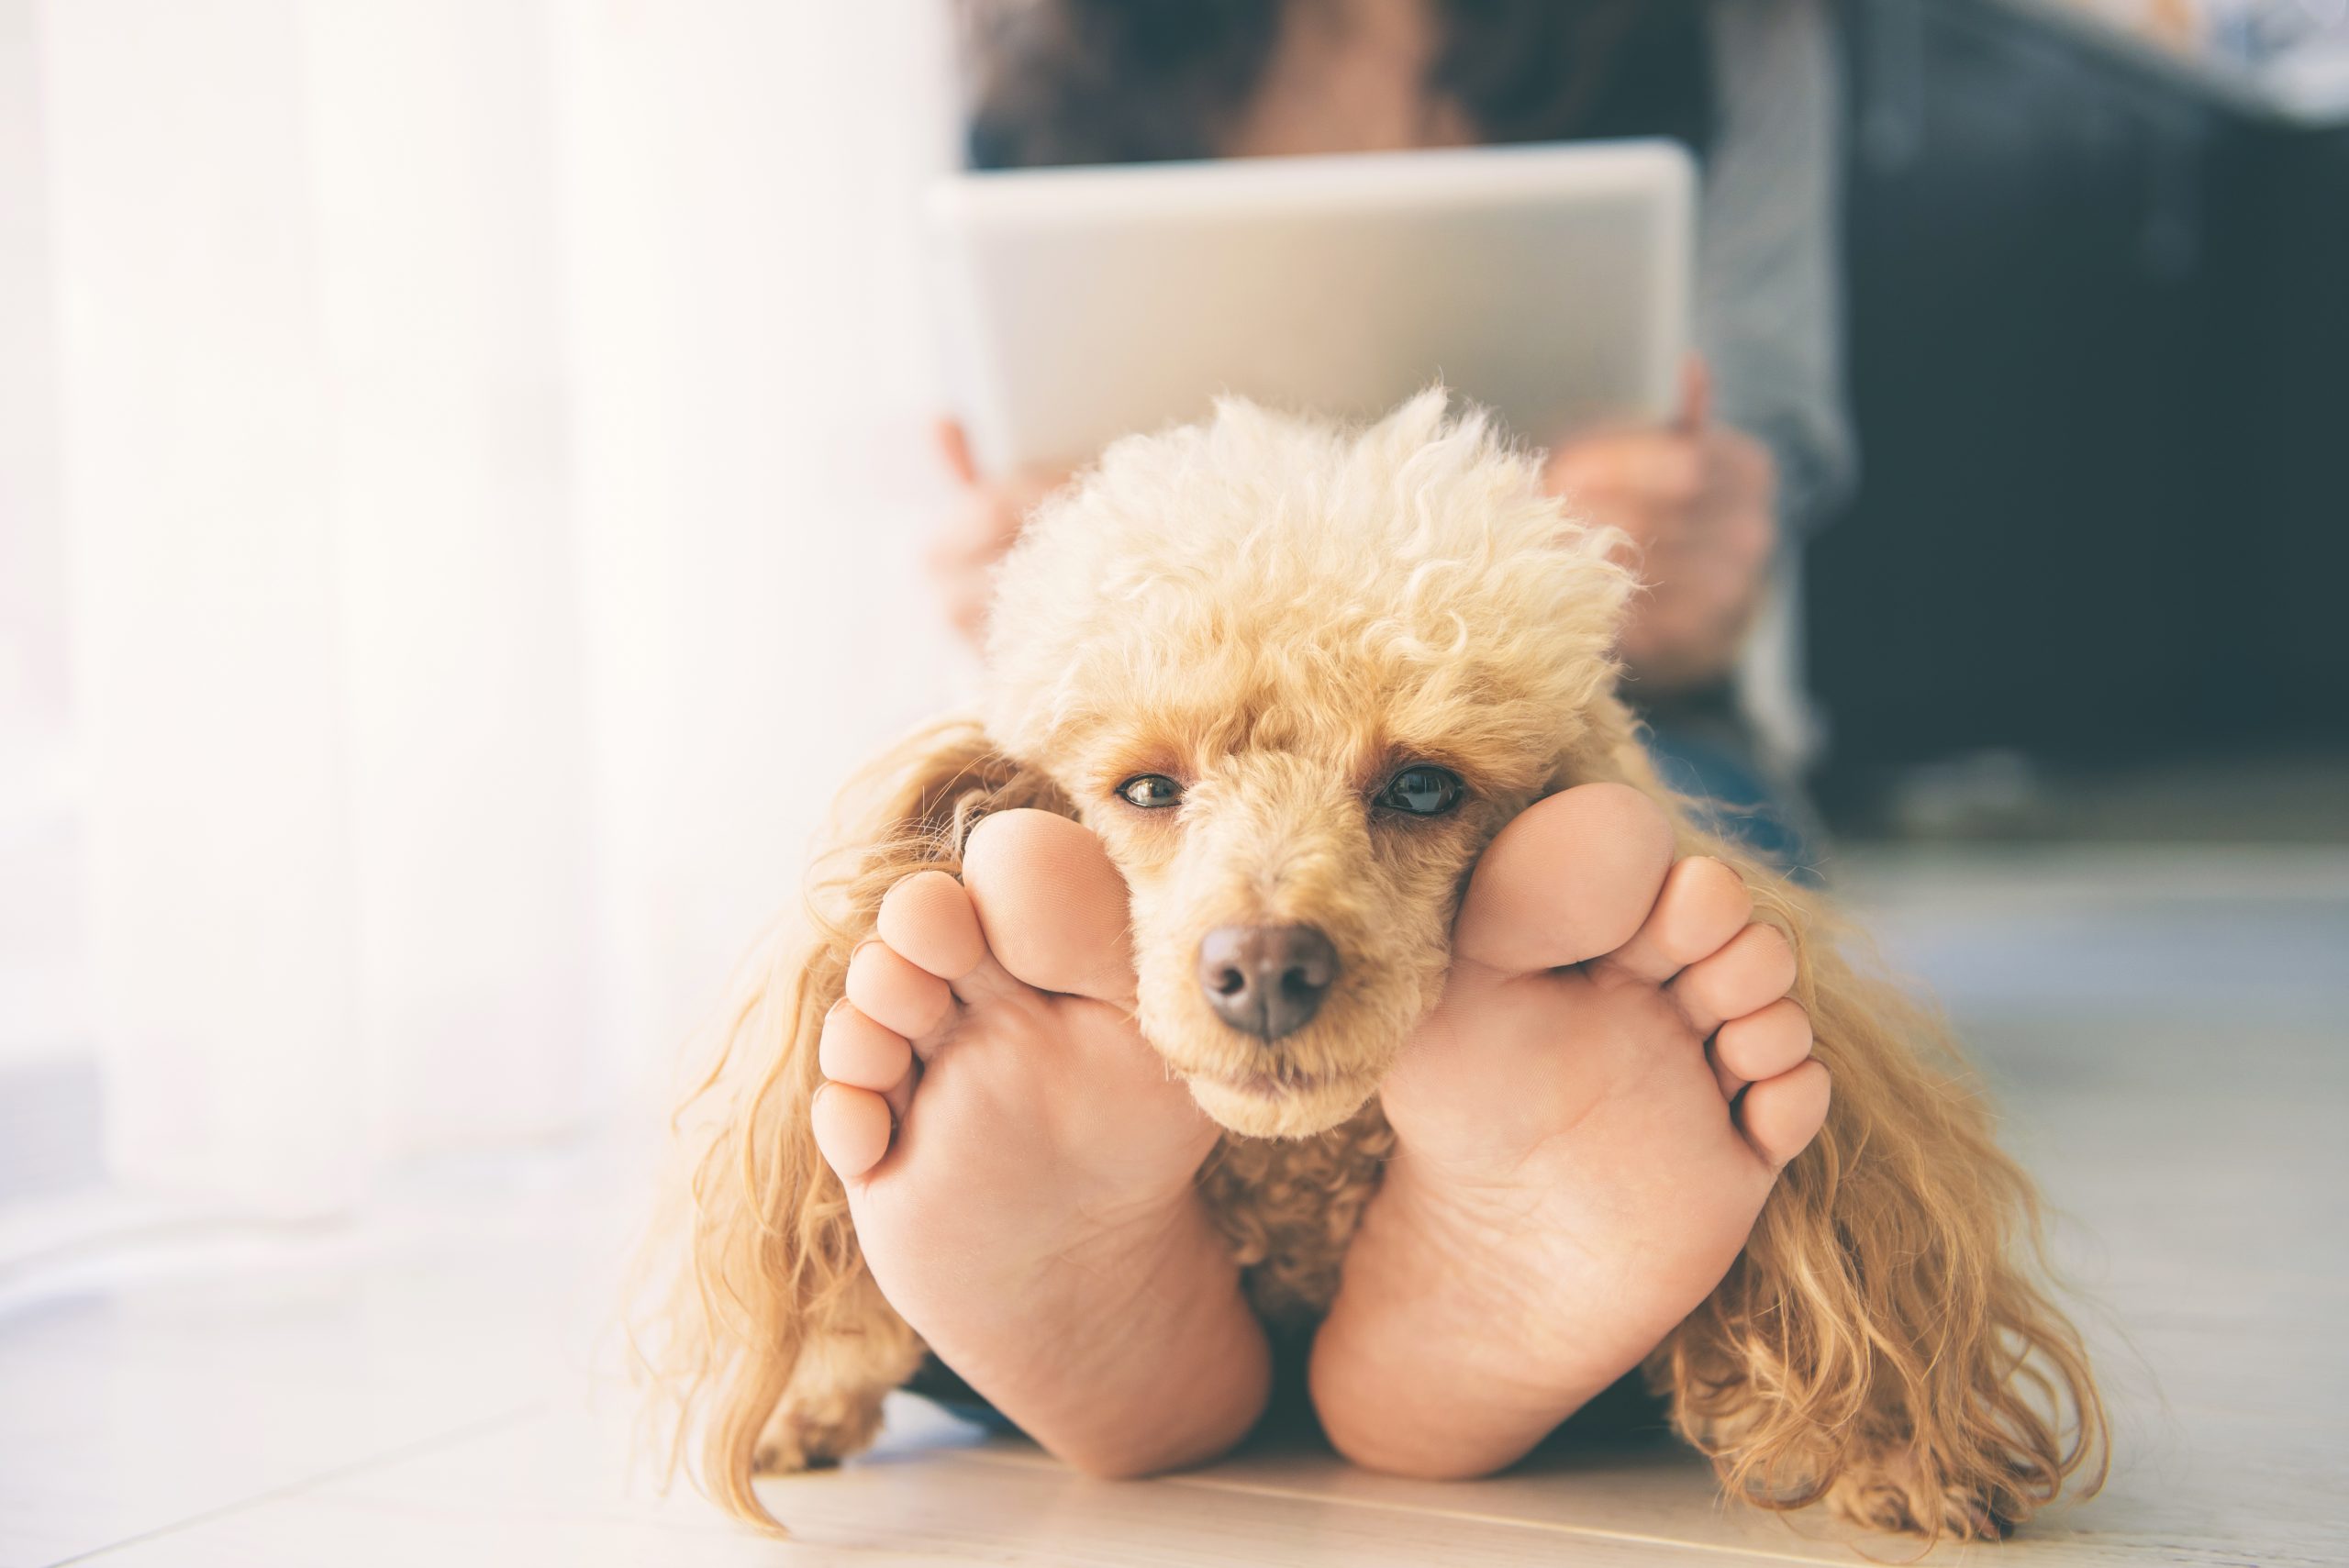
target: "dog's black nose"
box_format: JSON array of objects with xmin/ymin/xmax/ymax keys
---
[{"xmin": 1197, "ymin": 924, "xmax": 1339, "ymax": 1041}]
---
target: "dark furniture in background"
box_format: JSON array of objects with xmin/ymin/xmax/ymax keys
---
[{"xmin": 1809, "ymin": 0, "xmax": 2348, "ymax": 798}]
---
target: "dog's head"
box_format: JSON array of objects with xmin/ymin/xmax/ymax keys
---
[{"xmin": 983, "ymin": 392, "xmax": 1634, "ymax": 1137}]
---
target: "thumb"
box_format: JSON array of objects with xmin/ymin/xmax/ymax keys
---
[
  {"xmin": 1678, "ymin": 354, "xmax": 1712, "ymax": 434},
  {"xmin": 933, "ymin": 417, "xmax": 979, "ymax": 487}
]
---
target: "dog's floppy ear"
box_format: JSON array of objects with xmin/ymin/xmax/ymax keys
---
[
  {"xmin": 634, "ymin": 717, "xmax": 1069, "ymax": 1528},
  {"xmin": 1634, "ymin": 840, "xmax": 2114, "ymax": 1540},
  {"xmin": 1565, "ymin": 692, "xmax": 2105, "ymax": 1537},
  {"xmin": 1650, "ymin": 862, "xmax": 2107, "ymax": 1540}
]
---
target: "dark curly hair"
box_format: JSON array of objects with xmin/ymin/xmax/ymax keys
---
[{"xmin": 962, "ymin": 0, "xmax": 1716, "ymax": 172}]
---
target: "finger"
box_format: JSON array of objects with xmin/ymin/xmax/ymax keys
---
[
  {"xmin": 1543, "ymin": 419, "xmax": 1630, "ymax": 495},
  {"xmin": 1679, "ymin": 353, "xmax": 1711, "ymax": 432},
  {"xmin": 927, "ymin": 500, "xmax": 1012, "ymax": 573},
  {"xmin": 1714, "ymin": 495, "xmax": 1776, "ymax": 574},
  {"xmin": 1550, "ymin": 431, "xmax": 1705, "ymax": 506},
  {"xmin": 949, "ymin": 585, "xmax": 991, "ymax": 650},
  {"xmin": 1596, "ymin": 855, "xmax": 1752, "ymax": 985},
  {"xmin": 818, "ymin": 1000, "xmax": 914, "ymax": 1091},
  {"xmin": 845, "ymin": 940, "xmax": 953, "ymax": 1040},
  {"xmin": 963, "ymin": 810, "xmax": 1136, "ymax": 1006},
  {"xmin": 1739, "ymin": 1059, "xmax": 1831, "ymax": 1170},
  {"xmin": 1669, "ymin": 923, "xmax": 1798, "ymax": 1039},
  {"xmin": 1587, "ymin": 495, "xmax": 1668, "ymax": 560},
  {"xmin": 811, "ymin": 1083, "xmax": 894, "ymax": 1181},
  {"xmin": 1013, "ymin": 462, "xmax": 1081, "ymax": 507},
  {"xmin": 933, "ymin": 417, "xmax": 978, "ymax": 486},
  {"xmin": 1638, "ymin": 563, "xmax": 1756, "ymax": 661},
  {"xmin": 1453, "ymin": 783, "xmax": 1676, "ymax": 976},
  {"xmin": 1709, "ymin": 426, "xmax": 1776, "ymax": 507}
]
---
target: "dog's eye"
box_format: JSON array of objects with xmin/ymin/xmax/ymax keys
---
[
  {"xmin": 1117, "ymin": 774, "xmax": 1184, "ymax": 809},
  {"xmin": 1376, "ymin": 765, "xmax": 1464, "ymax": 817}
]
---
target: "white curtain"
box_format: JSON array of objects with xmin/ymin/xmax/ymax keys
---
[{"xmin": 10, "ymin": 0, "xmax": 966, "ymax": 1210}]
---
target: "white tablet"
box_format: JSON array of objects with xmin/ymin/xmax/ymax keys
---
[{"xmin": 929, "ymin": 139, "xmax": 1695, "ymax": 473}]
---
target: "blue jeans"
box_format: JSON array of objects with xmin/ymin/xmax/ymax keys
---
[{"xmin": 1641, "ymin": 707, "xmax": 1824, "ymax": 885}]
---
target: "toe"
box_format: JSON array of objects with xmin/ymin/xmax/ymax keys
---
[
  {"xmin": 1669, "ymin": 922, "xmax": 1797, "ymax": 1038},
  {"xmin": 811, "ymin": 1083, "xmax": 895, "ymax": 1180},
  {"xmin": 963, "ymin": 810, "xmax": 1135, "ymax": 1005},
  {"xmin": 1736, "ymin": 1058, "xmax": 1831, "ymax": 1169},
  {"xmin": 846, "ymin": 940, "xmax": 953, "ymax": 1040},
  {"xmin": 1711, "ymin": 996, "xmax": 1812, "ymax": 1088},
  {"xmin": 819, "ymin": 1001, "xmax": 913, "ymax": 1093},
  {"xmin": 1454, "ymin": 783, "xmax": 1675, "ymax": 976},
  {"xmin": 1596, "ymin": 856, "xmax": 1752, "ymax": 985},
  {"xmin": 876, "ymin": 871, "xmax": 986, "ymax": 982}
]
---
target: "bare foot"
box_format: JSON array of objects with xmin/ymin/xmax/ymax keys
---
[
  {"xmin": 811, "ymin": 809, "xmax": 1268, "ymax": 1477},
  {"xmin": 1309, "ymin": 784, "xmax": 1831, "ymax": 1478}
]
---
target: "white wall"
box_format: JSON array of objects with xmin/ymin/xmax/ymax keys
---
[
  {"xmin": 7, "ymin": 0, "xmax": 968, "ymax": 1207},
  {"xmin": 0, "ymin": 0, "xmax": 85, "ymax": 1074}
]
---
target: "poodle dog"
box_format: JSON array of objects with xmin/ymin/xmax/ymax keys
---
[{"xmin": 641, "ymin": 392, "xmax": 2104, "ymax": 1541}]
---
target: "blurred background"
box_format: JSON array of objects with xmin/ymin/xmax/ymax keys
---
[
  {"xmin": 2, "ymin": 3, "xmax": 971, "ymax": 1215},
  {"xmin": 0, "ymin": 0, "xmax": 2339, "ymax": 1220},
  {"xmin": 3, "ymin": 0, "xmax": 2344, "ymax": 1228},
  {"xmin": 1816, "ymin": 0, "xmax": 2349, "ymax": 831},
  {"xmin": 1, "ymin": 2, "xmax": 2344, "ymax": 1562}
]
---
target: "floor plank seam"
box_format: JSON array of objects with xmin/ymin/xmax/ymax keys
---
[
  {"xmin": 936, "ymin": 1448, "xmax": 1861, "ymax": 1566},
  {"xmin": 39, "ymin": 1403, "xmax": 547, "ymax": 1567}
]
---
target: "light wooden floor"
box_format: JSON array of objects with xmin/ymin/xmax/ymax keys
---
[{"xmin": 4, "ymin": 844, "xmax": 2345, "ymax": 1566}]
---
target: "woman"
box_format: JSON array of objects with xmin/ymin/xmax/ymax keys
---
[{"xmin": 930, "ymin": 0, "xmax": 1854, "ymax": 870}]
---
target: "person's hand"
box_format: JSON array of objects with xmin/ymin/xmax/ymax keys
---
[
  {"xmin": 1543, "ymin": 361, "xmax": 1778, "ymax": 695},
  {"xmin": 928, "ymin": 419, "xmax": 1078, "ymax": 650}
]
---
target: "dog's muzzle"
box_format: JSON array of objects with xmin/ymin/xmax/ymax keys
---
[{"xmin": 1196, "ymin": 924, "xmax": 1339, "ymax": 1041}]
